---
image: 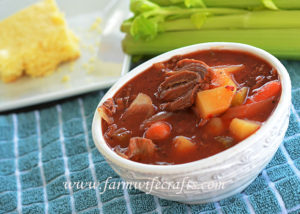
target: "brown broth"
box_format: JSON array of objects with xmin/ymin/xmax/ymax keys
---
[{"xmin": 101, "ymin": 49, "xmax": 281, "ymax": 165}]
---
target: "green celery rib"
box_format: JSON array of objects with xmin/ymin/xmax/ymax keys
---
[
  {"xmin": 273, "ymin": 0, "xmax": 300, "ymax": 9},
  {"xmin": 151, "ymin": 0, "xmax": 300, "ymax": 9},
  {"xmin": 122, "ymin": 28, "xmax": 300, "ymax": 59},
  {"xmin": 142, "ymin": 7, "xmax": 246, "ymax": 19},
  {"xmin": 121, "ymin": 11, "xmax": 300, "ymax": 33}
]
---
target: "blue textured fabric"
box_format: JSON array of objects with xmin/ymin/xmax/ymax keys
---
[{"xmin": 0, "ymin": 59, "xmax": 300, "ymax": 214}]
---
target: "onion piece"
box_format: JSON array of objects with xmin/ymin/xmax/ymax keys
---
[
  {"xmin": 211, "ymin": 64, "xmax": 245, "ymax": 74},
  {"xmin": 98, "ymin": 106, "xmax": 114, "ymax": 124},
  {"xmin": 140, "ymin": 111, "xmax": 173, "ymax": 129}
]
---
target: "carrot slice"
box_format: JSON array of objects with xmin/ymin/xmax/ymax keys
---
[
  {"xmin": 145, "ymin": 121, "xmax": 171, "ymax": 140},
  {"xmin": 222, "ymin": 96, "xmax": 277, "ymax": 121},
  {"xmin": 246, "ymin": 80, "xmax": 281, "ymax": 104}
]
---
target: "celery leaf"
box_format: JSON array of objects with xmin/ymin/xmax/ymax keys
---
[
  {"xmin": 130, "ymin": 0, "xmax": 160, "ymax": 14},
  {"xmin": 130, "ymin": 15, "xmax": 158, "ymax": 41},
  {"xmin": 190, "ymin": 13, "xmax": 207, "ymax": 29},
  {"xmin": 184, "ymin": 0, "xmax": 206, "ymax": 8},
  {"xmin": 261, "ymin": 0, "xmax": 278, "ymax": 10}
]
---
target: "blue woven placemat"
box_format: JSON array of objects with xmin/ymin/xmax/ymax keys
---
[{"xmin": 0, "ymin": 60, "xmax": 300, "ymax": 214}]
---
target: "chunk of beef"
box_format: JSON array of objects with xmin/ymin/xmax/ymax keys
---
[
  {"xmin": 157, "ymin": 71, "xmax": 201, "ymax": 111},
  {"xmin": 121, "ymin": 93, "xmax": 155, "ymax": 121},
  {"xmin": 160, "ymin": 84, "xmax": 200, "ymax": 111},
  {"xmin": 104, "ymin": 124, "xmax": 118, "ymax": 139},
  {"xmin": 98, "ymin": 98, "xmax": 116, "ymax": 124},
  {"xmin": 105, "ymin": 125, "xmax": 132, "ymax": 144},
  {"xmin": 174, "ymin": 59, "xmax": 211, "ymax": 79},
  {"xmin": 158, "ymin": 71, "xmax": 200, "ymax": 100},
  {"xmin": 127, "ymin": 137, "xmax": 156, "ymax": 160}
]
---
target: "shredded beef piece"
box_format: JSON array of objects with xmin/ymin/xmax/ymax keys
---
[
  {"xmin": 127, "ymin": 137, "xmax": 156, "ymax": 160},
  {"xmin": 157, "ymin": 71, "xmax": 201, "ymax": 111},
  {"xmin": 98, "ymin": 98, "xmax": 117, "ymax": 124},
  {"xmin": 121, "ymin": 93, "xmax": 155, "ymax": 121},
  {"xmin": 174, "ymin": 59, "xmax": 211, "ymax": 79}
]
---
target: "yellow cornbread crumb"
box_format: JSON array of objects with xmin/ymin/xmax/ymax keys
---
[
  {"xmin": 0, "ymin": 0, "xmax": 80, "ymax": 83},
  {"xmin": 82, "ymin": 62, "xmax": 95, "ymax": 73},
  {"xmin": 89, "ymin": 57, "xmax": 95, "ymax": 63},
  {"xmin": 68, "ymin": 62, "xmax": 75, "ymax": 72},
  {"xmin": 89, "ymin": 17, "xmax": 102, "ymax": 31},
  {"xmin": 87, "ymin": 45, "xmax": 95, "ymax": 53},
  {"xmin": 82, "ymin": 63, "xmax": 89, "ymax": 70},
  {"xmin": 61, "ymin": 75, "xmax": 70, "ymax": 82}
]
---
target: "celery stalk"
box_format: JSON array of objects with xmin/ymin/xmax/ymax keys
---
[
  {"xmin": 151, "ymin": 0, "xmax": 300, "ymax": 9},
  {"xmin": 122, "ymin": 28, "xmax": 300, "ymax": 59},
  {"xmin": 121, "ymin": 11, "xmax": 300, "ymax": 33},
  {"xmin": 123, "ymin": 0, "xmax": 300, "ymax": 59},
  {"xmin": 139, "ymin": 7, "xmax": 247, "ymax": 19},
  {"xmin": 127, "ymin": 0, "xmax": 248, "ymax": 41}
]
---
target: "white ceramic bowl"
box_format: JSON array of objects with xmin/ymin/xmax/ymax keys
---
[{"xmin": 92, "ymin": 42, "xmax": 291, "ymax": 204}]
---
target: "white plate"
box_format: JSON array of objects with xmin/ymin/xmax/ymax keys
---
[{"xmin": 0, "ymin": 0, "xmax": 131, "ymax": 112}]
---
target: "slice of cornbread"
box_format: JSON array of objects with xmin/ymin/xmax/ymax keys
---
[{"xmin": 0, "ymin": 0, "xmax": 80, "ymax": 82}]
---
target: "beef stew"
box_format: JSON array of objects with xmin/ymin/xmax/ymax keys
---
[{"xmin": 99, "ymin": 49, "xmax": 281, "ymax": 165}]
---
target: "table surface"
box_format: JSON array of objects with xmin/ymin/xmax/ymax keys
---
[{"xmin": 0, "ymin": 59, "xmax": 300, "ymax": 214}]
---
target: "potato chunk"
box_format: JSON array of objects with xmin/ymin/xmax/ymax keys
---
[
  {"xmin": 195, "ymin": 86, "xmax": 235, "ymax": 119},
  {"xmin": 231, "ymin": 87, "xmax": 249, "ymax": 107},
  {"xmin": 229, "ymin": 118, "xmax": 261, "ymax": 141},
  {"xmin": 204, "ymin": 117, "xmax": 224, "ymax": 136},
  {"xmin": 211, "ymin": 70, "xmax": 237, "ymax": 92},
  {"xmin": 173, "ymin": 136, "xmax": 196, "ymax": 154}
]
